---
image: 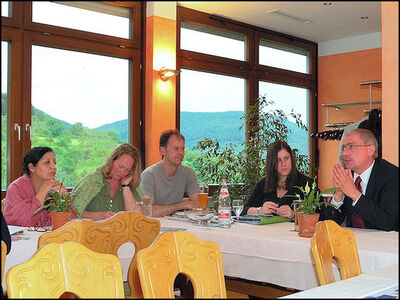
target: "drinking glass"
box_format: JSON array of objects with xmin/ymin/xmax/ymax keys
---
[
  {"xmin": 232, "ymin": 199, "xmax": 244, "ymax": 228},
  {"xmin": 198, "ymin": 183, "xmax": 209, "ymax": 209}
]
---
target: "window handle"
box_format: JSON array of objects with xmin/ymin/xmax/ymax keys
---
[
  {"xmin": 25, "ymin": 123, "xmax": 31, "ymax": 140},
  {"xmin": 14, "ymin": 123, "xmax": 21, "ymax": 141}
]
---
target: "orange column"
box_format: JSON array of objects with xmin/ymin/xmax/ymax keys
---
[
  {"xmin": 381, "ymin": 2, "xmax": 399, "ymax": 166},
  {"xmin": 145, "ymin": 5, "xmax": 177, "ymax": 167}
]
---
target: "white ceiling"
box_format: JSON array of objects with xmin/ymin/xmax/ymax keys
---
[{"xmin": 177, "ymin": 1, "xmax": 382, "ymax": 43}]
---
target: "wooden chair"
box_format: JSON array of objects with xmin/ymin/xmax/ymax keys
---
[
  {"xmin": 137, "ymin": 230, "xmax": 227, "ymax": 298},
  {"xmin": 311, "ymin": 220, "xmax": 362, "ymax": 286},
  {"xmin": 1, "ymin": 240, "xmax": 6, "ymax": 284},
  {"xmin": 6, "ymin": 241, "xmax": 124, "ymax": 298},
  {"xmin": 37, "ymin": 211, "xmax": 161, "ymax": 298}
]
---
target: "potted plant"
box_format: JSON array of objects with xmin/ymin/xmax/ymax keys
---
[
  {"xmin": 33, "ymin": 185, "xmax": 73, "ymax": 230},
  {"xmin": 291, "ymin": 179, "xmax": 339, "ymax": 238}
]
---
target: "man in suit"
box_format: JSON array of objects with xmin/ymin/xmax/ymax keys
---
[{"xmin": 329, "ymin": 128, "xmax": 398, "ymax": 231}]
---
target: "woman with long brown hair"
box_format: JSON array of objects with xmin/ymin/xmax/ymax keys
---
[{"xmin": 243, "ymin": 140, "xmax": 313, "ymax": 219}]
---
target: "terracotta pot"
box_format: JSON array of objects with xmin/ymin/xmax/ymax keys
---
[
  {"xmin": 50, "ymin": 211, "xmax": 71, "ymax": 230},
  {"xmin": 297, "ymin": 213, "xmax": 320, "ymax": 238}
]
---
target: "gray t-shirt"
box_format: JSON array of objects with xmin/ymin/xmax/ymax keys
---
[{"xmin": 140, "ymin": 161, "xmax": 198, "ymax": 205}]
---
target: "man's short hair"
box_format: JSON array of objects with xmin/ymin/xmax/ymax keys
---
[
  {"xmin": 159, "ymin": 129, "xmax": 185, "ymax": 148},
  {"xmin": 347, "ymin": 128, "xmax": 379, "ymax": 159}
]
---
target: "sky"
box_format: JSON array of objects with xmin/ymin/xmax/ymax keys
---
[{"xmin": 2, "ymin": 1, "xmax": 309, "ymax": 128}]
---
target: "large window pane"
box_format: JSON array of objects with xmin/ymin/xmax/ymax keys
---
[
  {"xmin": 259, "ymin": 39, "xmax": 309, "ymax": 73},
  {"xmin": 259, "ymin": 81, "xmax": 309, "ymax": 155},
  {"xmin": 31, "ymin": 45, "xmax": 130, "ymax": 187},
  {"xmin": 180, "ymin": 69, "xmax": 246, "ymax": 174},
  {"xmin": 32, "ymin": 1, "xmax": 131, "ymax": 39},
  {"xmin": 181, "ymin": 21, "xmax": 245, "ymax": 61},
  {"xmin": 1, "ymin": 2, "xmax": 9, "ymax": 17},
  {"xmin": 1, "ymin": 41, "xmax": 9, "ymax": 190}
]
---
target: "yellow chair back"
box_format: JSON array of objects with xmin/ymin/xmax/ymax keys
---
[
  {"xmin": 1, "ymin": 240, "xmax": 7, "ymax": 284},
  {"xmin": 37, "ymin": 211, "xmax": 160, "ymax": 297},
  {"xmin": 311, "ymin": 220, "xmax": 362, "ymax": 285},
  {"xmin": 137, "ymin": 230, "xmax": 227, "ymax": 298},
  {"xmin": 6, "ymin": 241, "xmax": 124, "ymax": 298}
]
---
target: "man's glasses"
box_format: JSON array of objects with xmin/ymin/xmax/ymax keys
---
[{"xmin": 341, "ymin": 144, "xmax": 370, "ymax": 151}]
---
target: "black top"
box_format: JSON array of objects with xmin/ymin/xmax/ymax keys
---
[
  {"xmin": 1, "ymin": 211, "xmax": 11, "ymax": 254},
  {"xmin": 243, "ymin": 172, "xmax": 314, "ymax": 215}
]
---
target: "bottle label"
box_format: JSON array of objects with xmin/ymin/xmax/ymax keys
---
[{"xmin": 219, "ymin": 188, "xmax": 229, "ymax": 198}]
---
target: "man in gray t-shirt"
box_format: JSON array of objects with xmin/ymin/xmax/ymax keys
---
[{"xmin": 140, "ymin": 129, "xmax": 199, "ymax": 216}]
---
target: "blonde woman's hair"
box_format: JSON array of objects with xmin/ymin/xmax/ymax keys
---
[{"xmin": 99, "ymin": 143, "xmax": 142, "ymax": 188}]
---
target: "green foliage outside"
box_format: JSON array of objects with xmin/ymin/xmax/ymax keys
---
[
  {"xmin": 184, "ymin": 95, "xmax": 311, "ymax": 204},
  {"xmin": 2, "ymin": 93, "xmax": 310, "ymax": 199}
]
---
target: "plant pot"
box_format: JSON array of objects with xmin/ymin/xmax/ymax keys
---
[
  {"xmin": 297, "ymin": 212, "xmax": 319, "ymax": 238},
  {"xmin": 50, "ymin": 211, "xmax": 70, "ymax": 230}
]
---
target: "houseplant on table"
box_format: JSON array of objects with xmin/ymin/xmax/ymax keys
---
[
  {"xmin": 291, "ymin": 179, "xmax": 339, "ymax": 238},
  {"xmin": 33, "ymin": 186, "xmax": 73, "ymax": 230}
]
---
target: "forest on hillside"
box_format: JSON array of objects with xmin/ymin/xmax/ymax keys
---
[{"xmin": 2, "ymin": 93, "xmax": 308, "ymax": 188}]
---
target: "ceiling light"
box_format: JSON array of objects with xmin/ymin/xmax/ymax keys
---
[
  {"xmin": 266, "ymin": 9, "xmax": 313, "ymax": 24},
  {"xmin": 361, "ymin": 16, "xmax": 369, "ymax": 20},
  {"xmin": 323, "ymin": 2, "xmax": 332, "ymax": 6}
]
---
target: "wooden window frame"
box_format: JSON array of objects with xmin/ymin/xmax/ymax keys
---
[
  {"xmin": 1, "ymin": 1, "xmax": 143, "ymax": 197},
  {"xmin": 176, "ymin": 6, "xmax": 317, "ymax": 175}
]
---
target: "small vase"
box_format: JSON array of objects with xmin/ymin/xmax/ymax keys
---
[
  {"xmin": 50, "ymin": 211, "xmax": 71, "ymax": 230},
  {"xmin": 297, "ymin": 213, "xmax": 320, "ymax": 238}
]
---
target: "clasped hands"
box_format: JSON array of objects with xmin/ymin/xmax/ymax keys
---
[
  {"xmin": 332, "ymin": 163, "xmax": 362, "ymax": 202},
  {"xmin": 259, "ymin": 202, "xmax": 294, "ymax": 219}
]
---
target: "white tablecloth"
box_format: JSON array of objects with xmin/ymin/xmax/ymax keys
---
[
  {"xmin": 156, "ymin": 218, "xmax": 398, "ymax": 290},
  {"xmin": 2, "ymin": 219, "xmax": 398, "ymax": 292}
]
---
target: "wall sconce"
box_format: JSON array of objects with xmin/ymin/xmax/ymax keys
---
[{"xmin": 159, "ymin": 67, "xmax": 181, "ymax": 81}]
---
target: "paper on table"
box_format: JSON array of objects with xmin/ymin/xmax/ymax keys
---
[{"xmin": 8, "ymin": 225, "xmax": 25, "ymax": 235}]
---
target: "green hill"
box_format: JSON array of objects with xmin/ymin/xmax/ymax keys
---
[{"xmin": 93, "ymin": 111, "xmax": 309, "ymax": 154}]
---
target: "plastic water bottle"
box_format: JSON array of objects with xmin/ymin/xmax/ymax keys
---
[{"xmin": 218, "ymin": 179, "xmax": 231, "ymax": 228}]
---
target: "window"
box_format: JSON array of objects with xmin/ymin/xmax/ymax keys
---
[
  {"xmin": 1, "ymin": 2, "xmax": 142, "ymax": 194},
  {"xmin": 178, "ymin": 6, "xmax": 317, "ymax": 180},
  {"xmin": 181, "ymin": 21, "xmax": 246, "ymax": 61},
  {"xmin": 1, "ymin": 2, "xmax": 9, "ymax": 17},
  {"xmin": 180, "ymin": 69, "xmax": 246, "ymax": 152},
  {"xmin": 32, "ymin": 2, "xmax": 131, "ymax": 39},
  {"xmin": 259, "ymin": 81, "xmax": 310, "ymax": 155},
  {"xmin": 31, "ymin": 46, "xmax": 130, "ymax": 187},
  {"xmin": 259, "ymin": 39, "xmax": 310, "ymax": 73}
]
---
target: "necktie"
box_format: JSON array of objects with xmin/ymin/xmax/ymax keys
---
[{"xmin": 351, "ymin": 176, "xmax": 365, "ymax": 228}]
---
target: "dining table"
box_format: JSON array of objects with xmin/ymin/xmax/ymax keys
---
[{"xmin": 2, "ymin": 216, "xmax": 398, "ymax": 293}]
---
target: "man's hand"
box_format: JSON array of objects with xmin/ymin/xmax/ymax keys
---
[{"xmin": 332, "ymin": 163, "xmax": 361, "ymax": 202}]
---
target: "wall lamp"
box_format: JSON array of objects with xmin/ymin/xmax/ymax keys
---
[{"xmin": 159, "ymin": 67, "xmax": 181, "ymax": 81}]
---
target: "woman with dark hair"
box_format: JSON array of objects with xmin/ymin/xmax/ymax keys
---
[
  {"xmin": 243, "ymin": 140, "xmax": 313, "ymax": 219},
  {"xmin": 3, "ymin": 147, "xmax": 67, "ymax": 227},
  {"xmin": 71, "ymin": 143, "xmax": 143, "ymax": 220}
]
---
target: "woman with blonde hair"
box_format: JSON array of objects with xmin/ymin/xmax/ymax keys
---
[{"xmin": 72, "ymin": 143, "xmax": 143, "ymax": 220}]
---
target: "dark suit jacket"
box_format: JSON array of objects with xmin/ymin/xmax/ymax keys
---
[{"xmin": 324, "ymin": 158, "xmax": 399, "ymax": 231}]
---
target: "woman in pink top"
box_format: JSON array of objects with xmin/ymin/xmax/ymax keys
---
[{"xmin": 3, "ymin": 147, "xmax": 67, "ymax": 227}]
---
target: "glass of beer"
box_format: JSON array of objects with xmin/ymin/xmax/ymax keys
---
[{"xmin": 198, "ymin": 183, "xmax": 209, "ymax": 209}]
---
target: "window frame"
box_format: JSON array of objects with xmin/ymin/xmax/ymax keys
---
[
  {"xmin": 1, "ymin": 1, "xmax": 143, "ymax": 196},
  {"xmin": 177, "ymin": 6, "xmax": 317, "ymax": 175}
]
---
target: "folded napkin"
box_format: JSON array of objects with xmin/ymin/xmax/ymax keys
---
[{"xmin": 238, "ymin": 215, "xmax": 291, "ymax": 225}]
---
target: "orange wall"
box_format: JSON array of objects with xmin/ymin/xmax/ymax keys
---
[
  {"xmin": 145, "ymin": 16, "xmax": 177, "ymax": 167},
  {"xmin": 317, "ymin": 48, "xmax": 382, "ymax": 189},
  {"xmin": 381, "ymin": 2, "xmax": 399, "ymax": 166}
]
